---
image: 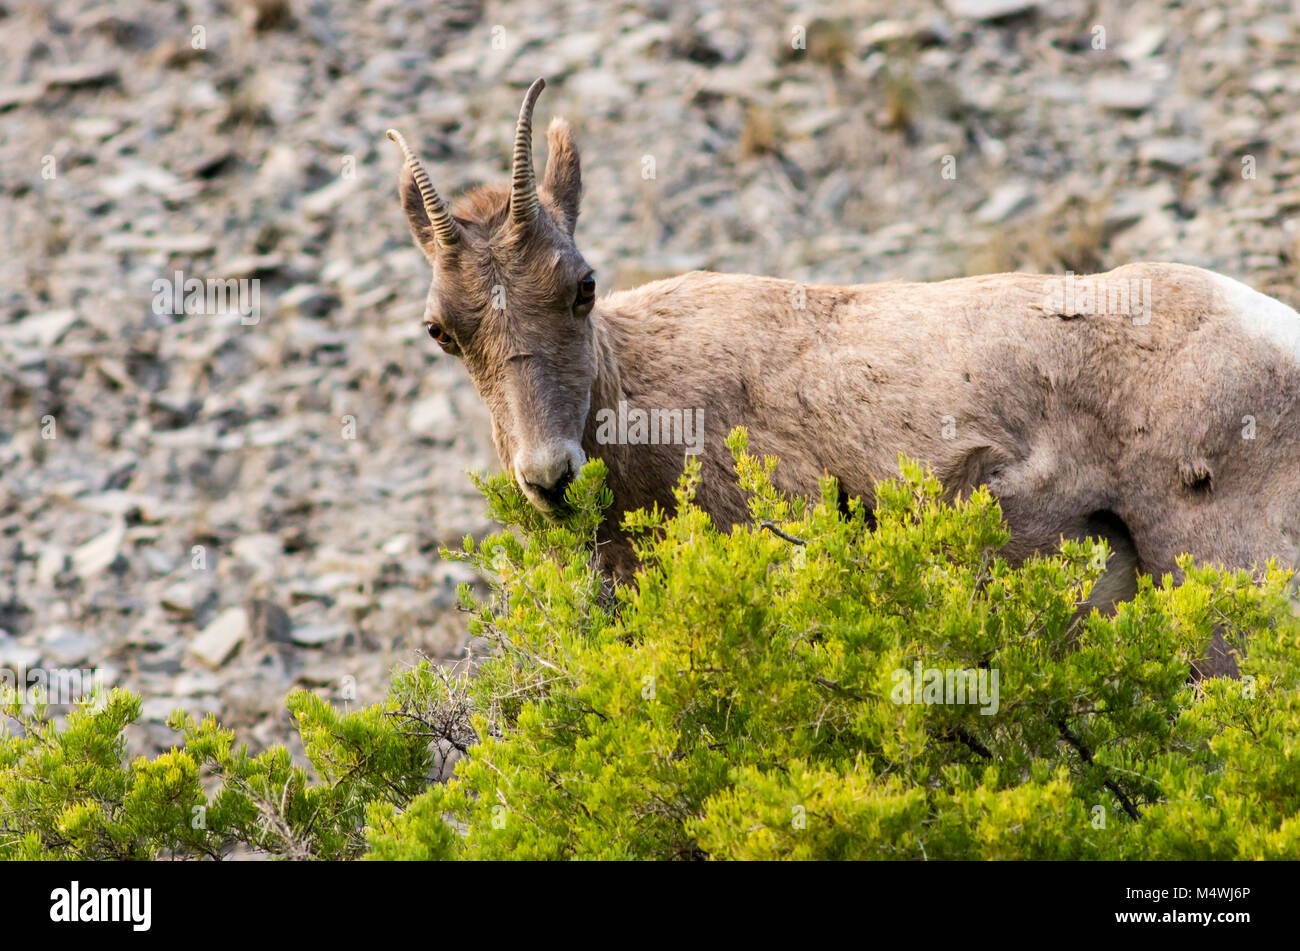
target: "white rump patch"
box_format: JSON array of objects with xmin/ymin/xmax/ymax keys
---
[{"xmin": 1209, "ymin": 272, "xmax": 1300, "ymax": 362}]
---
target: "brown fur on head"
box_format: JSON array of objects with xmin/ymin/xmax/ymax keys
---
[{"xmin": 389, "ymin": 79, "xmax": 595, "ymax": 513}]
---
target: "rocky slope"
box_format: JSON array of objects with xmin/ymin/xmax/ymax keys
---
[{"xmin": 1, "ymin": 0, "xmax": 1297, "ymax": 753}]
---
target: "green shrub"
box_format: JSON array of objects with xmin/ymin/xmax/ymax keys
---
[{"xmin": 3, "ymin": 430, "xmax": 1298, "ymax": 859}]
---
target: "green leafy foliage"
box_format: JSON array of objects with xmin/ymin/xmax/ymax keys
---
[
  {"xmin": 3, "ymin": 431, "xmax": 1298, "ymax": 859},
  {"xmin": 0, "ymin": 672, "xmax": 460, "ymax": 859}
]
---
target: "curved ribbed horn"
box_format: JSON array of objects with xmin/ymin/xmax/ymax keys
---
[
  {"xmin": 509, "ymin": 78, "xmax": 546, "ymax": 227},
  {"xmin": 386, "ymin": 128, "xmax": 461, "ymax": 249}
]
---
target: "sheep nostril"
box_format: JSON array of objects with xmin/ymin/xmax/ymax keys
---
[{"xmin": 528, "ymin": 466, "xmax": 574, "ymax": 507}]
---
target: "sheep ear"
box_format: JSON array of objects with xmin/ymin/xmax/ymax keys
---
[
  {"xmin": 399, "ymin": 163, "xmax": 439, "ymax": 261},
  {"xmin": 542, "ymin": 117, "xmax": 582, "ymax": 235}
]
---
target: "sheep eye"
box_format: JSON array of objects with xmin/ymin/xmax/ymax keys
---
[
  {"xmin": 575, "ymin": 276, "xmax": 596, "ymax": 307},
  {"xmin": 426, "ymin": 323, "xmax": 451, "ymax": 345}
]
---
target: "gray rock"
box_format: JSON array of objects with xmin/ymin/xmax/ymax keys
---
[
  {"xmin": 97, "ymin": 163, "xmax": 195, "ymax": 200},
  {"xmin": 408, "ymin": 392, "xmax": 455, "ymax": 434},
  {"xmin": 289, "ymin": 623, "xmax": 349, "ymax": 647},
  {"xmin": 141, "ymin": 695, "xmax": 222, "ymax": 723},
  {"xmin": 139, "ymin": 547, "xmax": 176, "ymax": 575},
  {"xmin": 219, "ymin": 254, "xmax": 285, "ymax": 279},
  {"xmin": 0, "ymin": 83, "xmax": 43, "ymax": 110},
  {"xmin": 71, "ymin": 523, "xmax": 126, "ymax": 579},
  {"xmin": 249, "ymin": 599, "xmax": 293, "ymax": 644},
  {"xmin": 1089, "ymin": 77, "xmax": 1158, "ymax": 112},
  {"xmin": 35, "ymin": 546, "xmax": 68, "ymax": 587},
  {"xmin": 40, "ymin": 628, "xmax": 98, "ymax": 667},
  {"xmin": 1105, "ymin": 183, "xmax": 1177, "ymax": 234},
  {"xmin": 945, "ymin": 0, "xmax": 1040, "ymax": 20},
  {"xmin": 172, "ymin": 670, "xmax": 223, "ymax": 696},
  {"xmin": 0, "ymin": 309, "xmax": 78, "ymax": 347},
  {"xmin": 1120, "ymin": 26, "xmax": 1167, "ymax": 62},
  {"xmin": 277, "ymin": 284, "xmax": 339, "ymax": 319},
  {"xmin": 231, "ymin": 534, "xmax": 283, "ymax": 576},
  {"xmin": 189, "ymin": 608, "xmax": 249, "ymax": 669},
  {"xmin": 0, "ymin": 636, "xmax": 42, "ymax": 670},
  {"xmin": 300, "ymin": 178, "xmax": 358, "ymax": 217},
  {"xmin": 160, "ymin": 580, "xmax": 214, "ymax": 620},
  {"xmin": 976, "ymin": 183, "xmax": 1035, "ymax": 224},
  {"xmin": 1138, "ymin": 137, "xmax": 1206, "ymax": 170},
  {"xmin": 43, "ymin": 63, "xmax": 121, "ymax": 90}
]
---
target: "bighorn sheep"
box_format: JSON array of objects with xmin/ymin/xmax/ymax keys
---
[{"xmin": 387, "ymin": 79, "xmax": 1300, "ymax": 677}]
